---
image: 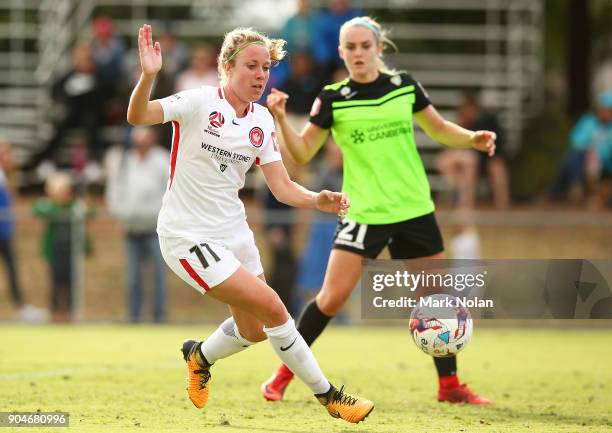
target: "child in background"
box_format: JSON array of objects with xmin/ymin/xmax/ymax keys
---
[{"xmin": 33, "ymin": 172, "xmax": 92, "ymax": 322}]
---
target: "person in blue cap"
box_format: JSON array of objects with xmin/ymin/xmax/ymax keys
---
[{"xmin": 551, "ymin": 90, "xmax": 612, "ymax": 205}]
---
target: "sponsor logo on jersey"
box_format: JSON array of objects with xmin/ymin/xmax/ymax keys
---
[
  {"xmin": 249, "ymin": 127, "xmax": 264, "ymax": 147},
  {"xmin": 208, "ymin": 111, "xmax": 225, "ymax": 128},
  {"xmin": 201, "ymin": 142, "xmax": 252, "ymax": 165},
  {"xmin": 350, "ymin": 129, "xmax": 366, "ymax": 144},
  {"xmin": 219, "ymin": 163, "xmax": 228, "ymax": 172},
  {"xmin": 205, "ymin": 111, "xmax": 224, "ymax": 137}
]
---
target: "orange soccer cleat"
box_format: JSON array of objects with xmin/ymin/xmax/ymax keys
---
[
  {"xmin": 317, "ymin": 385, "xmax": 374, "ymax": 424},
  {"xmin": 181, "ymin": 339, "xmax": 212, "ymax": 409}
]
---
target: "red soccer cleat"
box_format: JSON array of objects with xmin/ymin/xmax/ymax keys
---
[
  {"xmin": 438, "ymin": 383, "xmax": 492, "ymax": 404},
  {"xmin": 261, "ymin": 364, "xmax": 294, "ymax": 401}
]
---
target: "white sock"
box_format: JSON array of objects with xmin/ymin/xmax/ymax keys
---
[
  {"xmin": 200, "ymin": 317, "xmax": 256, "ymax": 364},
  {"xmin": 264, "ymin": 318, "xmax": 330, "ymax": 395}
]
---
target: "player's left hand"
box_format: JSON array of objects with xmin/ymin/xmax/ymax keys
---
[
  {"xmin": 315, "ymin": 190, "xmax": 350, "ymax": 217},
  {"xmin": 470, "ymin": 130, "xmax": 496, "ymax": 157}
]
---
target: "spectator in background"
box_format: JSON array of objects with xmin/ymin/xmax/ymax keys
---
[
  {"xmin": 91, "ymin": 16, "xmax": 126, "ymax": 126},
  {"xmin": 26, "ymin": 42, "xmax": 103, "ymax": 171},
  {"xmin": 152, "ymin": 24, "xmax": 190, "ymax": 99},
  {"xmin": 262, "ymin": 52, "xmax": 321, "ymax": 312},
  {"xmin": 91, "ymin": 16, "xmax": 125, "ymax": 86},
  {"xmin": 279, "ymin": 0, "xmax": 319, "ymax": 54},
  {"xmin": 158, "ymin": 24, "xmax": 189, "ymax": 82},
  {"xmin": 175, "ymin": 44, "xmax": 218, "ymax": 92},
  {"xmin": 33, "ymin": 172, "xmax": 92, "ymax": 322},
  {"xmin": 261, "ymin": 188, "xmax": 297, "ymax": 315},
  {"xmin": 551, "ymin": 90, "xmax": 612, "ymax": 206},
  {"xmin": 148, "ymin": 26, "xmax": 189, "ymax": 152},
  {"xmin": 437, "ymin": 92, "xmax": 510, "ymax": 209},
  {"xmin": 460, "ymin": 92, "xmax": 510, "ymax": 209},
  {"xmin": 295, "ymin": 141, "xmax": 342, "ymax": 309},
  {"xmin": 436, "ymin": 148, "xmax": 478, "ymax": 209},
  {"xmin": 312, "ymin": 0, "xmax": 361, "ymax": 80},
  {"xmin": 0, "ymin": 141, "xmax": 46, "ymax": 322},
  {"xmin": 273, "ymin": 0, "xmax": 321, "ymax": 87},
  {"xmin": 279, "ymin": 51, "xmax": 321, "ymax": 115},
  {"xmin": 106, "ymin": 127, "xmax": 169, "ymax": 323}
]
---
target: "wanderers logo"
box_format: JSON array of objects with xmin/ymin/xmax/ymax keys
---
[{"xmin": 249, "ymin": 127, "xmax": 264, "ymax": 148}]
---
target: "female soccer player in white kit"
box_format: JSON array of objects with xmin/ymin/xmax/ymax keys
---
[{"xmin": 127, "ymin": 24, "xmax": 373, "ymax": 424}]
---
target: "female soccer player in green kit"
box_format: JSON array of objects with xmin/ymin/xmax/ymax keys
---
[{"xmin": 263, "ymin": 16, "xmax": 495, "ymax": 405}]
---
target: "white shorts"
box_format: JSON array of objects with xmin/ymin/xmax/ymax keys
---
[{"xmin": 159, "ymin": 226, "xmax": 263, "ymax": 294}]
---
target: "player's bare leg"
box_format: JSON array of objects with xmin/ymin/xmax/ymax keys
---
[{"xmin": 187, "ymin": 266, "xmax": 374, "ymax": 422}]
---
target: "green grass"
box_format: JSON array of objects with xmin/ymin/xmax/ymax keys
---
[{"xmin": 1, "ymin": 325, "xmax": 611, "ymax": 433}]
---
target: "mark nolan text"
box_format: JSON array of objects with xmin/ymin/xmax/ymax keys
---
[{"xmin": 372, "ymin": 296, "xmax": 494, "ymax": 308}]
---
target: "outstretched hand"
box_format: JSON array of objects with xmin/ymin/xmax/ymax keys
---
[
  {"xmin": 267, "ymin": 88, "xmax": 289, "ymax": 119},
  {"xmin": 315, "ymin": 190, "xmax": 351, "ymax": 217},
  {"xmin": 470, "ymin": 130, "xmax": 497, "ymax": 157},
  {"xmin": 138, "ymin": 24, "xmax": 162, "ymax": 77}
]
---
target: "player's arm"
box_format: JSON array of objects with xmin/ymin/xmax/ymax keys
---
[
  {"xmin": 267, "ymin": 89, "xmax": 330, "ymax": 164},
  {"xmin": 414, "ymin": 105, "xmax": 496, "ymax": 156},
  {"xmin": 260, "ymin": 160, "xmax": 350, "ymax": 216},
  {"xmin": 127, "ymin": 24, "xmax": 164, "ymax": 126}
]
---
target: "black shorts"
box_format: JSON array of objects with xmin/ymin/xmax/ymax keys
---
[{"xmin": 332, "ymin": 212, "xmax": 444, "ymax": 259}]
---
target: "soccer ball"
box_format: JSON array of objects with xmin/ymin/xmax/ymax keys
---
[{"xmin": 409, "ymin": 294, "xmax": 473, "ymax": 357}]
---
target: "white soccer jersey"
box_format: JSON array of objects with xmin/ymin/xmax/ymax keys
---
[{"xmin": 157, "ymin": 86, "xmax": 281, "ymax": 239}]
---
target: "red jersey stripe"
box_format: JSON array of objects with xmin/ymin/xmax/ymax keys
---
[
  {"xmin": 168, "ymin": 121, "xmax": 180, "ymax": 189},
  {"xmin": 218, "ymin": 87, "xmax": 223, "ymax": 99},
  {"xmin": 179, "ymin": 258, "xmax": 210, "ymax": 292}
]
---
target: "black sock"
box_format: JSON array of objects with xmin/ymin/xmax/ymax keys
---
[
  {"xmin": 314, "ymin": 382, "xmax": 334, "ymax": 404},
  {"xmin": 434, "ymin": 355, "xmax": 457, "ymax": 376},
  {"xmin": 297, "ymin": 299, "xmax": 332, "ymax": 346}
]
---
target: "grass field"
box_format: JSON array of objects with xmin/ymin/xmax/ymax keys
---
[{"xmin": 1, "ymin": 325, "xmax": 611, "ymax": 433}]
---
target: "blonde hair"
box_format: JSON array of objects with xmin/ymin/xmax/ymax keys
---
[
  {"xmin": 217, "ymin": 27, "xmax": 286, "ymax": 85},
  {"xmin": 339, "ymin": 16, "xmax": 398, "ymax": 76}
]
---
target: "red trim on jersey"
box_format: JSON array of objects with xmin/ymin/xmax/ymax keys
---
[
  {"xmin": 179, "ymin": 258, "xmax": 210, "ymax": 292},
  {"xmin": 168, "ymin": 121, "xmax": 180, "ymax": 189},
  {"xmin": 250, "ymin": 102, "xmax": 254, "ymax": 113},
  {"xmin": 255, "ymin": 157, "xmax": 261, "ymax": 165},
  {"xmin": 218, "ymin": 87, "xmax": 223, "ymax": 99},
  {"xmin": 271, "ymin": 131, "xmax": 279, "ymax": 152}
]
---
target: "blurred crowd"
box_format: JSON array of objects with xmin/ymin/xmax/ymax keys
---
[{"xmin": 1, "ymin": 0, "xmax": 611, "ymax": 323}]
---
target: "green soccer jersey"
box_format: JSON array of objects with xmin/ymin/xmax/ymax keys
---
[{"xmin": 309, "ymin": 72, "xmax": 434, "ymax": 224}]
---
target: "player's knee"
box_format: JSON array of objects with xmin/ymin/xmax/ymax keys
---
[{"xmin": 258, "ymin": 291, "xmax": 289, "ymax": 326}]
